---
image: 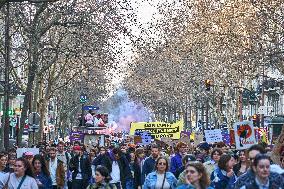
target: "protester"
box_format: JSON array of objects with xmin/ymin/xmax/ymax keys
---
[
  {"xmin": 47, "ymin": 147, "xmax": 65, "ymax": 189},
  {"xmin": 6, "ymin": 149, "xmax": 16, "ymax": 172},
  {"xmin": 89, "ymin": 148, "xmax": 97, "ymax": 163},
  {"xmin": 129, "ymin": 151, "xmax": 142, "ymax": 189},
  {"xmin": 69, "ymin": 145, "xmax": 92, "ymax": 189},
  {"xmin": 233, "ymin": 150, "xmax": 249, "ymax": 177},
  {"xmin": 176, "ymin": 154, "xmax": 196, "ymax": 178},
  {"xmin": 203, "ymin": 148, "xmax": 223, "ymax": 177},
  {"xmin": 0, "ymin": 152, "xmax": 9, "ymax": 188},
  {"xmin": 196, "ymin": 142, "xmax": 211, "ymax": 163},
  {"xmin": 87, "ymin": 166, "xmax": 117, "ymax": 189},
  {"xmin": 177, "ymin": 162, "xmax": 213, "ymax": 189},
  {"xmin": 92, "ymin": 147, "xmax": 112, "ymax": 173},
  {"xmin": 142, "ymin": 144, "xmax": 160, "ymax": 182},
  {"xmin": 143, "ymin": 156, "xmax": 177, "ymax": 189},
  {"xmin": 238, "ymin": 153, "xmax": 284, "ymax": 188},
  {"xmin": 7, "ymin": 157, "xmax": 38, "ymax": 189},
  {"xmin": 32, "ymin": 154, "xmax": 52, "ymax": 189},
  {"xmin": 210, "ymin": 154, "xmax": 237, "ymax": 189},
  {"xmin": 24, "ymin": 151, "xmax": 34, "ymax": 165},
  {"xmin": 109, "ymin": 147, "xmax": 133, "ymax": 189},
  {"xmin": 57, "ymin": 141, "xmax": 71, "ymax": 165},
  {"xmin": 170, "ymin": 142, "xmax": 188, "ymax": 177},
  {"xmin": 234, "ymin": 144, "xmax": 266, "ymax": 188}
]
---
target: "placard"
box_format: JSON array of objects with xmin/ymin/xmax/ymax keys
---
[
  {"xmin": 233, "ymin": 121, "xmax": 256, "ymax": 150},
  {"xmin": 134, "ymin": 131, "xmax": 152, "ymax": 145},
  {"xmin": 17, "ymin": 148, "xmax": 39, "ymax": 158},
  {"xmin": 221, "ymin": 130, "xmax": 230, "ymax": 145},
  {"xmin": 130, "ymin": 120, "xmax": 183, "ymax": 140},
  {"xmin": 204, "ymin": 129, "xmax": 223, "ymax": 143},
  {"xmin": 70, "ymin": 131, "xmax": 84, "ymax": 142},
  {"xmin": 194, "ymin": 131, "xmax": 204, "ymax": 147}
]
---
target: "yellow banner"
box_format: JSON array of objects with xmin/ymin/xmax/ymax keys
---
[{"xmin": 130, "ymin": 120, "xmax": 183, "ymax": 140}]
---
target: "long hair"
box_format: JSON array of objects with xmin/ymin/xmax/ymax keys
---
[
  {"xmin": 32, "ymin": 154, "xmax": 50, "ymax": 176},
  {"xmin": 233, "ymin": 150, "xmax": 249, "ymax": 175},
  {"xmin": 16, "ymin": 157, "xmax": 35, "ymax": 178},
  {"xmin": 185, "ymin": 162, "xmax": 210, "ymax": 189}
]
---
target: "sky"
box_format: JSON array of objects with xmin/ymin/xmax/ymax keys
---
[{"xmin": 106, "ymin": 0, "xmax": 162, "ymax": 97}]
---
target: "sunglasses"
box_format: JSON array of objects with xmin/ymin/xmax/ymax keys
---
[
  {"xmin": 158, "ymin": 162, "xmax": 167, "ymax": 165},
  {"xmin": 186, "ymin": 170, "xmax": 197, "ymax": 174}
]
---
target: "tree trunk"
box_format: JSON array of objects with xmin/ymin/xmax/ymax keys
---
[{"xmin": 18, "ymin": 64, "xmax": 37, "ymax": 147}]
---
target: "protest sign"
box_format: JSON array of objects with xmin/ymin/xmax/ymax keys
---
[
  {"xmin": 230, "ymin": 129, "xmax": 235, "ymax": 145},
  {"xmin": 17, "ymin": 148, "xmax": 39, "ymax": 158},
  {"xmin": 204, "ymin": 129, "xmax": 223, "ymax": 143},
  {"xmin": 194, "ymin": 131, "xmax": 204, "ymax": 147},
  {"xmin": 70, "ymin": 131, "xmax": 84, "ymax": 142},
  {"xmin": 134, "ymin": 131, "xmax": 152, "ymax": 145},
  {"xmin": 221, "ymin": 130, "xmax": 230, "ymax": 145},
  {"xmin": 130, "ymin": 120, "xmax": 183, "ymax": 140},
  {"xmin": 161, "ymin": 137, "xmax": 172, "ymax": 145},
  {"xmin": 233, "ymin": 121, "xmax": 256, "ymax": 150}
]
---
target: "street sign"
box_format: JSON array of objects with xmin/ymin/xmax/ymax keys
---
[
  {"xmin": 28, "ymin": 112, "xmax": 40, "ymax": 125},
  {"xmin": 83, "ymin": 106, "xmax": 100, "ymax": 111},
  {"xmin": 80, "ymin": 94, "xmax": 87, "ymax": 103}
]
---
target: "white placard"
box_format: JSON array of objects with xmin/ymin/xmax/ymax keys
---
[
  {"xmin": 16, "ymin": 148, "xmax": 39, "ymax": 158},
  {"xmin": 204, "ymin": 129, "xmax": 223, "ymax": 143},
  {"xmin": 233, "ymin": 121, "xmax": 256, "ymax": 150}
]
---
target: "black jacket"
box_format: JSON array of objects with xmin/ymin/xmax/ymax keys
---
[
  {"xmin": 92, "ymin": 154, "xmax": 112, "ymax": 173},
  {"xmin": 69, "ymin": 154, "xmax": 92, "ymax": 183},
  {"xmin": 112, "ymin": 155, "xmax": 133, "ymax": 188},
  {"xmin": 130, "ymin": 162, "xmax": 142, "ymax": 189}
]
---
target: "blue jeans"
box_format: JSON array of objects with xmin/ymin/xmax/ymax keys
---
[{"xmin": 125, "ymin": 178, "xmax": 134, "ymax": 189}]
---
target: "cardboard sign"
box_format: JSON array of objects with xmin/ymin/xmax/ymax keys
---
[
  {"xmin": 204, "ymin": 129, "xmax": 223, "ymax": 143},
  {"xmin": 134, "ymin": 131, "xmax": 152, "ymax": 145},
  {"xmin": 194, "ymin": 132, "xmax": 204, "ymax": 147},
  {"xmin": 130, "ymin": 120, "xmax": 183, "ymax": 140},
  {"xmin": 161, "ymin": 137, "xmax": 172, "ymax": 145},
  {"xmin": 271, "ymin": 126, "xmax": 284, "ymax": 165},
  {"xmin": 17, "ymin": 148, "xmax": 39, "ymax": 158},
  {"xmin": 233, "ymin": 121, "xmax": 256, "ymax": 150}
]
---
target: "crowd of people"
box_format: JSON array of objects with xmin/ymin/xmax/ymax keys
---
[{"xmin": 0, "ymin": 140, "xmax": 284, "ymax": 189}]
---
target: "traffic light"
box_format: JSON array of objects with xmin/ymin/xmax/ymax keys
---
[
  {"xmin": 8, "ymin": 109, "xmax": 14, "ymax": 116},
  {"xmin": 252, "ymin": 114, "xmax": 260, "ymax": 127},
  {"xmin": 205, "ymin": 80, "xmax": 212, "ymax": 91}
]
